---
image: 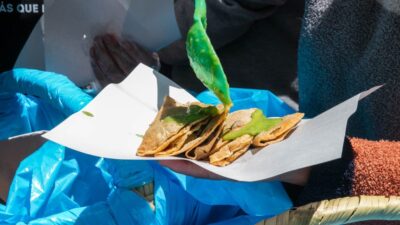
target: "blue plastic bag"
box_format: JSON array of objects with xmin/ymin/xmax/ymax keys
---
[
  {"xmin": 0, "ymin": 69, "xmax": 92, "ymax": 140},
  {"xmin": 197, "ymin": 88, "xmax": 294, "ymax": 117},
  {"xmin": 0, "ymin": 69, "xmax": 293, "ymax": 225}
]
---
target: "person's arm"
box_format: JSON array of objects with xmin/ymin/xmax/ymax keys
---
[
  {"xmin": 159, "ymin": 160, "xmax": 311, "ymax": 186},
  {"xmin": 0, "ymin": 132, "xmax": 46, "ymax": 201},
  {"xmin": 158, "ymin": 0, "xmax": 287, "ymax": 65}
]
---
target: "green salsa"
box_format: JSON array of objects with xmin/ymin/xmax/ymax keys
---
[
  {"xmin": 223, "ymin": 109, "xmax": 282, "ymax": 141},
  {"xmin": 163, "ymin": 105, "xmax": 219, "ymax": 125}
]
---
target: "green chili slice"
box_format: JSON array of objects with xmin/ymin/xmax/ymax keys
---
[
  {"xmin": 82, "ymin": 111, "xmax": 94, "ymax": 117},
  {"xmin": 186, "ymin": 0, "xmax": 232, "ymax": 108}
]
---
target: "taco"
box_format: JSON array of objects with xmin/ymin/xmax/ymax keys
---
[
  {"xmin": 137, "ymin": 97, "xmax": 304, "ymax": 166},
  {"xmin": 137, "ymin": 96, "xmax": 220, "ymax": 156},
  {"xmin": 208, "ymin": 109, "xmax": 303, "ymax": 166},
  {"xmin": 137, "ymin": 0, "xmax": 304, "ymax": 166}
]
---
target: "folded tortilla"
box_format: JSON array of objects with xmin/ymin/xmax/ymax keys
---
[
  {"xmin": 209, "ymin": 134, "xmax": 253, "ymax": 166},
  {"xmin": 252, "ymin": 113, "xmax": 304, "ymax": 147},
  {"xmin": 212, "ymin": 109, "xmax": 256, "ymax": 154},
  {"xmin": 137, "ymin": 97, "xmax": 304, "ymax": 167},
  {"xmin": 210, "ymin": 111, "xmax": 303, "ymax": 166},
  {"xmin": 185, "ymin": 115, "xmax": 225, "ymax": 160},
  {"xmin": 178, "ymin": 111, "xmax": 227, "ymax": 156},
  {"xmin": 221, "ymin": 109, "xmax": 256, "ymax": 134},
  {"xmin": 137, "ymin": 96, "xmax": 218, "ymax": 156},
  {"xmin": 206, "ymin": 110, "xmax": 257, "ymax": 166},
  {"xmin": 155, "ymin": 118, "xmax": 209, "ymax": 157}
]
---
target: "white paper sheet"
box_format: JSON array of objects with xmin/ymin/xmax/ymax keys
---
[
  {"xmin": 15, "ymin": 0, "xmax": 181, "ymax": 87},
  {"xmin": 43, "ymin": 64, "xmax": 381, "ymax": 181},
  {"xmin": 13, "ymin": 17, "xmax": 45, "ymax": 70},
  {"xmin": 44, "ymin": 0, "xmax": 127, "ymax": 86}
]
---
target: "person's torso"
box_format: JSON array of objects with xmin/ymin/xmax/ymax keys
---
[
  {"xmin": 298, "ymin": 0, "xmax": 400, "ymax": 140},
  {"xmin": 170, "ymin": 0, "xmax": 305, "ymax": 102}
]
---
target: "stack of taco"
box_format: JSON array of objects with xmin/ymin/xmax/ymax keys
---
[{"xmin": 137, "ymin": 96, "xmax": 303, "ymax": 166}]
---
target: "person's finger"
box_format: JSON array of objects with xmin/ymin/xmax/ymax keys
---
[
  {"xmin": 90, "ymin": 34, "xmax": 126, "ymax": 84},
  {"xmin": 101, "ymin": 34, "xmax": 138, "ymax": 75},
  {"xmin": 120, "ymin": 38, "xmax": 141, "ymax": 61},
  {"xmin": 159, "ymin": 160, "xmax": 224, "ymax": 180},
  {"xmin": 90, "ymin": 46, "xmax": 110, "ymax": 87}
]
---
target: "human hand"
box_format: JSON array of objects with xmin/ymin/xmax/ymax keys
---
[
  {"xmin": 0, "ymin": 132, "xmax": 46, "ymax": 201},
  {"xmin": 90, "ymin": 33, "xmax": 160, "ymax": 87},
  {"xmin": 160, "ymin": 159, "xmax": 311, "ymax": 185}
]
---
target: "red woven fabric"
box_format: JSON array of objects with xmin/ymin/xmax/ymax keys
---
[{"xmin": 349, "ymin": 138, "xmax": 400, "ymax": 225}]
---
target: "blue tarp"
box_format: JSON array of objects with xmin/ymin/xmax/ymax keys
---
[{"xmin": 0, "ymin": 69, "xmax": 294, "ymax": 225}]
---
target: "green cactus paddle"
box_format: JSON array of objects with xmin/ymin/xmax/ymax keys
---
[{"xmin": 186, "ymin": 0, "xmax": 232, "ymax": 108}]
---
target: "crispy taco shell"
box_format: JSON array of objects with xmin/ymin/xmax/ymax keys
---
[
  {"xmin": 212, "ymin": 109, "xmax": 255, "ymax": 154},
  {"xmin": 209, "ymin": 134, "xmax": 253, "ymax": 166},
  {"xmin": 177, "ymin": 112, "xmax": 227, "ymax": 155},
  {"xmin": 137, "ymin": 96, "xmax": 217, "ymax": 156},
  {"xmin": 185, "ymin": 119, "xmax": 224, "ymax": 160},
  {"xmin": 252, "ymin": 113, "xmax": 304, "ymax": 147},
  {"xmin": 155, "ymin": 118, "xmax": 209, "ymax": 157}
]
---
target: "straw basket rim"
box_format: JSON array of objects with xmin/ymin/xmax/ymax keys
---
[{"xmin": 257, "ymin": 195, "xmax": 400, "ymax": 225}]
